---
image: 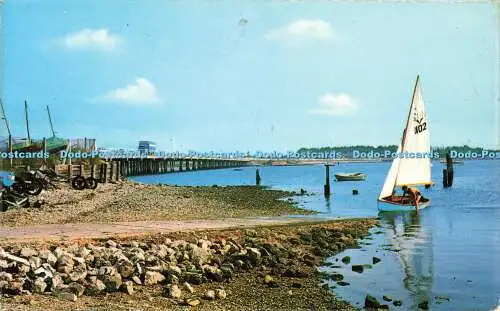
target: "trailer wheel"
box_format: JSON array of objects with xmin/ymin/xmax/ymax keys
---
[
  {"xmin": 71, "ymin": 176, "xmax": 87, "ymax": 190},
  {"xmin": 86, "ymin": 177, "xmax": 98, "ymax": 190},
  {"xmin": 1, "ymin": 201, "xmax": 8, "ymax": 212}
]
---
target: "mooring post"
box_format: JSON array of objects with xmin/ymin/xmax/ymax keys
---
[
  {"xmin": 256, "ymin": 168, "xmax": 261, "ymax": 186},
  {"xmin": 324, "ymin": 164, "xmax": 331, "ymax": 196},
  {"xmin": 443, "ymin": 152, "xmax": 454, "ymax": 188}
]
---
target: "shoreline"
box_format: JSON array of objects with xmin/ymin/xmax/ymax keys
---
[
  {"xmin": 0, "ymin": 181, "xmax": 315, "ymax": 228},
  {"xmin": 0, "ymin": 219, "xmax": 377, "ymax": 310}
]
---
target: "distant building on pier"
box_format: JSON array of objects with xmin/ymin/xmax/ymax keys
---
[{"xmin": 138, "ymin": 141, "xmax": 157, "ymax": 154}]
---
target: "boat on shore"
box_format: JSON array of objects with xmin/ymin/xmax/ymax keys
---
[
  {"xmin": 378, "ymin": 75, "xmax": 433, "ymax": 212},
  {"xmin": 334, "ymin": 172, "xmax": 366, "ymax": 181}
]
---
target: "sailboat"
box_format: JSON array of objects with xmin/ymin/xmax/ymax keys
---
[
  {"xmin": 44, "ymin": 105, "xmax": 68, "ymax": 153},
  {"xmin": 378, "ymin": 76, "xmax": 433, "ymax": 212},
  {"xmin": 8, "ymin": 100, "xmax": 43, "ymax": 152}
]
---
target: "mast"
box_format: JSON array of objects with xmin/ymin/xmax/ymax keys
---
[
  {"xmin": 392, "ymin": 75, "xmax": 420, "ymax": 191},
  {"xmin": 46, "ymin": 105, "xmax": 56, "ymax": 137},
  {"xmin": 401, "ymin": 75, "xmax": 420, "ymax": 150},
  {"xmin": 0, "ymin": 97, "xmax": 11, "ymax": 137},
  {"xmin": 24, "ymin": 99, "xmax": 31, "ymax": 142}
]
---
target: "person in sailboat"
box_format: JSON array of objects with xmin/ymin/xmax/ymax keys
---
[{"xmin": 402, "ymin": 185, "xmax": 422, "ymax": 210}]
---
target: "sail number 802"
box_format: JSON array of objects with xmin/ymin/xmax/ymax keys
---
[{"xmin": 414, "ymin": 122, "xmax": 427, "ymax": 134}]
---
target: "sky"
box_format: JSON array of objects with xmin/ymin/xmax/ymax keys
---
[{"xmin": 0, "ymin": 0, "xmax": 498, "ymax": 152}]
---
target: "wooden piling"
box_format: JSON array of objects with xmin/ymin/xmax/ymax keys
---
[
  {"xmin": 324, "ymin": 164, "xmax": 331, "ymax": 196},
  {"xmin": 256, "ymin": 168, "xmax": 261, "ymax": 186}
]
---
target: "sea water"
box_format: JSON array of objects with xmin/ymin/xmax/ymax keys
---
[{"xmin": 130, "ymin": 160, "xmax": 500, "ymax": 310}]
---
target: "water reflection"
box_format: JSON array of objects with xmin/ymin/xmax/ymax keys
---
[{"xmin": 379, "ymin": 212, "xmax": 433, "ymax": 310}]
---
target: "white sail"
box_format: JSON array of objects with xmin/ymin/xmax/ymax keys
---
[
  {"xmin": 395, "ymin": 77, "xmax": 432, "ymax": 186},
  {"xmin": 379, "ymin": 144, "xmax": 402, "ymax": 200}
]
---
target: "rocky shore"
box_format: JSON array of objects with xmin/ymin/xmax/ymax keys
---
[
  {"xmin": 0, "ymin": 219, "xmax": 376, "ymax": 310},
  {"xmin": 0, "ymin": 181, "xmax": 314, "ymax": 227}
]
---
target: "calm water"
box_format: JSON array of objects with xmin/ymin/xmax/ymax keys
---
[{"xmin": 131, "ymin": 160, "xmax": 500, "ymax": 310}]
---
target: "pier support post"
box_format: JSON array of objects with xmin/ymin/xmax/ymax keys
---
[
  {"xmin": 324, "ymin": 164, "xmax": 331, "ymax": 196},
  {"xmin": 256, "ymin": 168, "xmax": 261, "ymax": 186}
]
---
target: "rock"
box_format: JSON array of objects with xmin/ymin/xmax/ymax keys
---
[
  {"xmin": 372, "ymin": 256, "xmax": 381, "ymax": 264},
  {"xmin": 247, "ymin": 247, "xmax": 262, "ymax": 265},
  {"xmin": 331, "ymin": 273, "xmax": 344, "ymax": 282},
  {"xmin": 85, "ymin": 279, "xmax": 106, "ymax": 296},
  {"xmin": 220, "ymin": 264, "xmax": 234, "ymax": 279},
  {"xmin": 166, "ymin": 284, "xmax": 182, "ymax": 299},
  {"xmin": 20, "ymin": 247, "xmax": 38, "ymax": 258},
  {"xmin": 0, "ymin": 272, "xmax": 13, "ymax": 282},
  {"xmin": 122, "ymin": 281, "xmax": 134, "ymax": 295},
  {"xmin": 33, "ymin": 267, "xmax": 53, "ymax": 278},
  {"xmin": 167, "ymin": 265, "xmax": 182, "ymax": 277},
  {"xmin": 183, "ymin": 282, "xmax": 194, "ymax": 294},
  {"xmin": 144, "ymin": 271, "xmax": 165, "ymax": 285},
  {"xmin": 418, "ymin": 301, "xmax": 429, "ymax": 309},
  {"xmin": 18, "ymin": 264, "xmax": 31, "ymax": 274},
  {"xmin": 102, "ymin": 274, "xmax": 122, "ymax": 292},
  {"xmin": 39, "ymin": 250, "xmax": 57, "ymax": 266},
  {"xmin": 204, "ymin": 289, "xmax": 216, "ymax": 300},
  {"xmin": 117, "ymin": 260, "xmax": 134, "ymax": 278},
  {"xmin": 203, "ymin": 265, "xmax": 223, "ymax": 282},
  {"xmin": 131, "ymin": 275, "xmax": 142, "ymax": 285},
  {"xmin": 57, "ymin": 253, "xmax": 74, "ymax": 267},
  {"xmin": 55, "ymin": 291, "xmax": 77, "ymax": 302},
  {"xmin": 33, "ymin": 277, "xmax": 47, "ymax": 294},
  {"xmin": 47, "ymin": 274, "xmax": 64, "ymax": 291},
  {"xmin": 352, "ymin": 265, "xmax": 364, "ymax": 273},
  {"xmin": 98, "ymin": 266, "xmax": 117, "ymax": 276},
  {"xmin": 67, "ymin": 282, "xmax": 85, "ymax": 297},
  {"xmin": 0, "ymin": 249, "xmax": 30, "ymax": 266},
  {"xmin": 336, "ymin": 281, "xmax": 350, "ymax": 286},
  {"xmin": 215, "ymin": 288, "xmax": 227, "ymax": 299},
  {"xmin": 190, "ymin": 246, "xmax": 211, "ymax": 267},
  {"xmin": 383, "ymin": 295, "xmax": 393, "ymax": 302},
  {"xmin": 264, "ymin": 275, "xmax": 274, "ymax": 284},
  {"xmin": 69, "ymin": 267, "xmax": 87, "ymax": 282},
  {"xmin": 393, "ymin": 300, "xmax": 403, "ymax": 306},
  {"xmin": 29, "ymin": 257, "xmax": 42, "ymax": 270},
  {"xmin": 0, "ymin": 259, "xmax": 8, "ymax": 269},
  {"xmin": 341, "ymin": 256, "xmax": 351, "ymax": 264},
  {"xmin": 182, "ymin": 272, "xmax": 204, "ymax": 285},
  {"xmin": 105, "ymin": 240, "xmax": 117, "ymax": 248},
  {"xmin": 185, "ymin": 298, "xmax": 200, "ymax": 306},
  {"xmin": 364, "ymin": 294, "xmax": 388, "ymax": 309}
]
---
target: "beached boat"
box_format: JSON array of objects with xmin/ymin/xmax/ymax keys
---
[
  {"xmin": 378, "ymin": 76, "xmax": 432, "ymax": 212},
  {"xmin": 334, "ymin": 172, "xmax": 366, "ymax": 181},
  {"xmin": 44, "ymin": 106, "xmax": 68, "ymax": 153}
]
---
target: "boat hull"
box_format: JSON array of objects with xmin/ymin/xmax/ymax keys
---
[
  {"xmin": 377, "ymin": 198, "xmax": 430, "ymax": 212},
  {"xmin": 334, "ymin": 173, "xmax": 366, "ymax": 181}
]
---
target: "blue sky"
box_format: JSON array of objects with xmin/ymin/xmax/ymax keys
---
[{"xmin": 0, "ymin": 0, "xmax": 498, "ymax": 152}]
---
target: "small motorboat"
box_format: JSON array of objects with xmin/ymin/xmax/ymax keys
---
[{"xmin": 334, "ymin": 172, "xmax": 366, "ymax": 181}]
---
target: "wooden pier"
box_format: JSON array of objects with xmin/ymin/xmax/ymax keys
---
[{"xmin": 53, "ymin": 158, "xmax": 249, "ymax": 183}]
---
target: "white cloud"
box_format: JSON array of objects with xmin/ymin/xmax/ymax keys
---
[
  {"xmin": 101, "ymin": 78, "xmax": 160, "ymax": 105},
  {"xmin": 309, "ymin": 93, "xmax": 358, "ymax": 117},
  {"xmin": 63, "ymin": 28, "xmax": 120, "ymax": 51},
  {"xmin": 265, "ymin": 20, "xmax": 335, "ymax": 44}
]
